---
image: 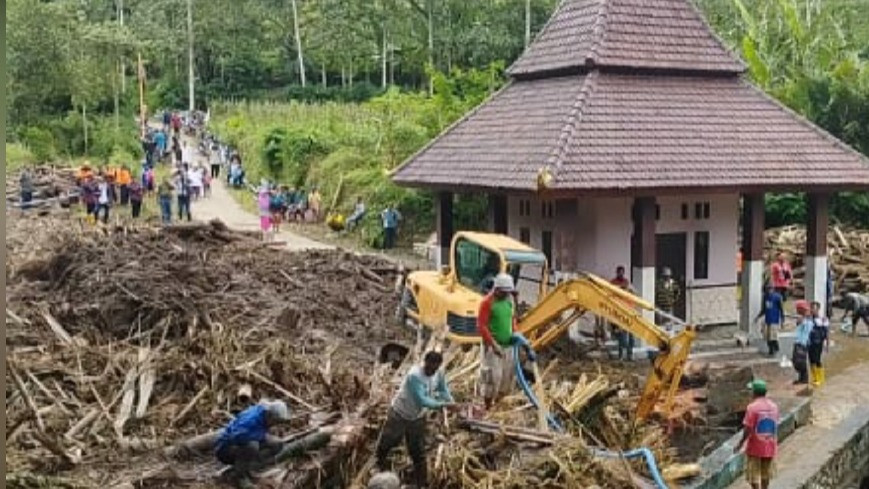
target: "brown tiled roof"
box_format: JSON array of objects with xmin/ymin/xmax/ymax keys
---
[
  {"xmin": 391, "ymin": 73, "xmax": 869, "ymax": 191},
  {"xmin": 508, "ymin": 0, "xmax": 745, "ymax": 77}
]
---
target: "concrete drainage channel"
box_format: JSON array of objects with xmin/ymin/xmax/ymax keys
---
[{"xmin": 682, "ymin": 396, "xmax": 869, "ymax": 489}]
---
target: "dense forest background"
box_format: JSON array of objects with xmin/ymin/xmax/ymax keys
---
[{"xmin": 6, "ymin": 0, "xmax": 869, "ymax": 236}]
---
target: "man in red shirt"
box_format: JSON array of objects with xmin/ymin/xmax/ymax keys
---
[
  {"xmin": 735, "ymin": 379, "xmax": 779, "ymax": 489},
  {"xmin": 770, "ymin": 252, "xmax": 793, "ymax": 301}
]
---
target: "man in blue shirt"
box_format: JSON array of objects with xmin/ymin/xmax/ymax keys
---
[
  {"xmin": 756, "ymin": 285, "xmax": 784, "ymax": 357},
  {"xmin": 215, "ymin": 399, "xmax": 290, "ymax": 486},
  {"xmin": 376, "ymin": 351, "xmax": 456, "ymax": 488},
  {"xmin": 381, "ymin": 205, "xmax": 401, "ymax": 250}
]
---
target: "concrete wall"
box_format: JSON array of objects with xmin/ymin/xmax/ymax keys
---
[{"xmin": 506, "ymin": 193, "xmax": 739, "ymax": 324}]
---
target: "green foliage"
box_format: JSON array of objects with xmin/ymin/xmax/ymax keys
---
[
  {"xmin": 210, "ymin": 66, "xmax": 498, "ymax": 246},
  {"xmin": 6, "ymin": 143, "xmax": 37, "ymax": 172},
  {"xmin": 19, "ymin": 127, "xmax": 57, "ymax": 162}
]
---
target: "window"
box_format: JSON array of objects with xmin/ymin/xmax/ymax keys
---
[
  {"xmin": 519, "ymin": 227, "xmax": 531, "ymax": 244},
  {"xmin": 655, "ymin": 204, "xmax": 661, "ymax": 220},
  {"xmin": 455, "ymin": 238, "xmax": 501, "ymax": 292},
  {"xmin": 694, "ymin": 231, "xmax": 710, "ymax": 280},
  {"xmin": 540, "ymin": 201, "xmax": 554, "ymax": 219},
  {"xmin": 694, "ymin": 201, "xmax": 711, "ymax": 220},
  {"xmin": 541, "ymin": 231, "xmax": 553, "ymax": 266},
  {"xmin": 681, "ymin": 203, "xmax": 689, "ymax": 220},
  {"xmin": 519, "ymin": 199, "xmax": 532, "ymax": 217}
]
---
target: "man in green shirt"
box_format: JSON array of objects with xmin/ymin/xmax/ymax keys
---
[{"xmin": 477, "ymin": 273, "xmax": 517, "ymax": 409}]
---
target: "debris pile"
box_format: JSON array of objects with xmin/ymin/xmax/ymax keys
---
[
  {"xmin": 766, "ymin": 225, "xmax": 869, "ymax": 295},
  {"xmin": 6, "ymin": 212, "xmax": 695, "ymax": 489},
  {"xmin": 5, "ymin": 215, "xmax": 408, "ymax": 487}
]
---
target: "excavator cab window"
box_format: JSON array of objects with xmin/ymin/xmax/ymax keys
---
[{"xmin": 455, "ymin": 238, "xmax": 501, "ymax": 293}]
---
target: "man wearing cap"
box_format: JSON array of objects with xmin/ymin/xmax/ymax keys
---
[
  {"xmin": 478, "ymin": 273, "xmax": 518, "ymax": 409},
  {"xmin": 215, "ymin": 399, "xmax": 290, "ymax": 487},
  {"xmin": 735, "ymin": 379, "xmax": 779, "ymax": 489}
]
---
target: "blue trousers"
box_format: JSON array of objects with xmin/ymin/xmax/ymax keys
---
[{"xmin": 159, "ymin": 196, "xmax": 172, "ymax": 223}]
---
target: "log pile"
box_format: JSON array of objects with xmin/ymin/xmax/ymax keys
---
[
  {"xmin": 765, "ymin": 225, "xmax": 869, "ymax": 296},
  {"xmin": 6, "ymin": 166, "xmax": 80, "ymax": 208}
]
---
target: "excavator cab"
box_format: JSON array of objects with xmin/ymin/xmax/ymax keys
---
[{"xmin": 396, "ymin": 232, "xmax": 549, "ymax": 344}]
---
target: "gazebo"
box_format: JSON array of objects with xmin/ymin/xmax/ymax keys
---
[{"xmin": 392, "ymin": 0, "xmax": 869, "ymax": 328}]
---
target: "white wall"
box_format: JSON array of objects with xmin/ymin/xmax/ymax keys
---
[{"xmin": 506, "ymin": 193, "xmax": 740, "ymax": 325}]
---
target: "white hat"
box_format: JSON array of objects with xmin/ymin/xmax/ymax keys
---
[
  {"xmin": 493, "ymin": 273, "xmax": 514, "ymax": 292},
  {"xmin": 368, "ymin": 472, "xmax": 401, "ymax": 489},
  {"xmin": 259, "ymin": 399, "xmax": 290, "ymax": 420}
]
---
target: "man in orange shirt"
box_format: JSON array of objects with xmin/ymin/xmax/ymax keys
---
[{"xmin": 117, "ymin": 165, "xmax": 133, "ymax": 205}]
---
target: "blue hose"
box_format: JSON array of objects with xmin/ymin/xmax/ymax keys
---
[
  {"xmin": 509, "ymin": 333, "xmax": 669, "ymax": 489},
  {"xmin": 591, "ymin": 447, "xmax": 669, "ymax": 489}
]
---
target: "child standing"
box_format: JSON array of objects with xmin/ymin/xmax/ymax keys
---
[
  {"xmin": 270, "ymin": 188, "xmax": 286, "ymax": 235},
  {"xmin": 807, "ymin": 301, "xmax": 830, "ymax": 386}
]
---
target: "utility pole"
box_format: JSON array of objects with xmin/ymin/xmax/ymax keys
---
[
  {"xmin": 187, "ymin": 0, "xmax": 195, "ymax": 112},
  {"xmin": 291, "ymin": 0, "xmax": 306, "ymax": 87},
  {"xmin": 119, "ymin": 0, "xmax": 126, "ymax": 94},
  {"xmin": 525, "ymin": 0, "xmax": 531, "ymax": 48}
]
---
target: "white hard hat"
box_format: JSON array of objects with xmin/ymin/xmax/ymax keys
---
[
  {"xmin": 493, "ymin": 273, "xmax": 514, "ymax": 292},
  {"xmin": 260, "ymin": 399, "xmax": 290, "ymax": 421},
  {"xmin": 368, "ymin": 472, "xmax": 401, "ymax": 489}
]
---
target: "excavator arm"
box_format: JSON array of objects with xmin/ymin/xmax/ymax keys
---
[{"xmin": 516, "ymin": 273, "xmax": 696, "ymax": 421}]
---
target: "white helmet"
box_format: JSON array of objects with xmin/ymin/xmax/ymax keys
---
[
  {"xmin": 368, "ymin": 472, "xmax": 401, "ymax": 489},
  {"xmin": 260, "ymin": 399, "xmax": 290, "ymax": 421},
  {"xmin": 493, "ymin": 273, "xmax": 515, "ymax": 292}
]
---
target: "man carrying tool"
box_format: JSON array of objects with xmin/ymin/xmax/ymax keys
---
[
  {"xmin": 655, "ymin": 267, "xmax": 681, "ymax": 329},
  {"xmin": 215, "ymin": 399, "xmax": 291, "ymax": 488},
  {"xmin": 376, "ymin": 350, "xmax": 456, "ymax": 489},
  {"xmin": 478, "ymin": 273, "xmax": 518, "ymax": 409},
  {"xmin": 734, "ymin": 379, "xmax": 779, "ymax": 489}
]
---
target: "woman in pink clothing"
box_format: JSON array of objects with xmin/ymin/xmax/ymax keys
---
[
  {"xmin": 257, "ymin": 181, "xmax": 272, "ymax": 242},
  {"xmin": 770, "ymin": 251, "xmax": 792, "ymax": 301}
]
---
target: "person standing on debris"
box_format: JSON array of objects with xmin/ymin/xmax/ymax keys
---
[
  {"xmin": 19, "ymin": 168, "xmax": 34, "ymax": 210},
  {"xmin": 770, "ymin": 252, "xmax": 793, "ymax": 301},
  {"xmin": 214, "ymin": 399, "xmax": 291, "ymax": 487},
  {"xmin": 174, "ymin": 167, "xmax": 192, "ymax": 222},
  {"xmin": 95, "ymin": 176, "xmax": 112, "ymax": 224},
  {"xmin": 154, "ymin": 129, "xmax": 168, "ymax": 163},
  {"xmin": 381, "ymin": 205, "xmax": 402, "ymax": 250},
  {"xmin": 157, "ymin": 176, "xmax": 174, "ymax": 224},
  {"xmin": 129, "ymin": 177, "xmax": 144, "ymax": 219},
  {"xmin": 734, "ymin": 379, "xmax": 779, "ymax": 489},
  {"xmin": 840, "ymin": 291, "xmax": 869, "ymax": 337},
  {"xmin": 375, "ymin": 350, "xmax": 456, "ymax": 489},
  {"xmin": 269, "ymin": 186, "xmax": 286, "ymax": 235},
  {"xmin": 478, "ymin": 273, "xmax": 518, "ymax": 409},
  {"xmin": 611, "ymin": 265, "xmax": 635, "ymax": 361},
  {"xmin": 187, "ymin": 164, "xmax": 203, "ymax": 200},
  {"xmin": 807, "ymin": 301, "xmax": 830, "ymax": 386},
  {"xmin": 655, "ymin": 267, "xmax": 681, "ymax": 327},
  {"xmin": 792, "ymin": 300, "xmax": 812, "ymax": 385},
  {"xmin": 755, "ymin": 285, "xmax": 784, "ymax": 357}
]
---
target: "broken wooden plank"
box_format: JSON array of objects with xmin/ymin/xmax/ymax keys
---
[
  {"xmin": 135, "ymin": 348, "xmax": 155, "ymax": 419},
  {"xmin": 171, "ymin": 386, "xmax": 209, "ymax": 427},
  {"xmin": 42, "ymin": 311, "xmax": 73, "ymax": 345}
]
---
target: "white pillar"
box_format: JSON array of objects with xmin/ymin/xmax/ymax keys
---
[
  {"xmin": 632, "ymin": 266, "xmax": 656, "ymax": 324},
  {"xmin": 804, "ymin": 255, "xmax": 828, "ymax": 316},
  {"xmin": 740, "ymin": 259, "xmax": 764, "ymax": 336}
]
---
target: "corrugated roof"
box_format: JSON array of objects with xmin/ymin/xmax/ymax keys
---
[
  {"xmin": 391, "ymin": 73, "xmax": 869, "ymax": 191},
  {"xmin": 508, "ymin": 0, "xmax": 744, "ymax": 76}
]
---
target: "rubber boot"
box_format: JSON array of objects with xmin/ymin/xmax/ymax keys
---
[
  {"xmin": 810, "ymin": 366, "xmax": 819, "ymax": 386},
  {"xmin": 817, "ymin": 367, "xmax": 825, "ymax": 386}
]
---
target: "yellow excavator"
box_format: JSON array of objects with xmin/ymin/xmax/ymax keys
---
[{"xmin": 394, "ymin": 231, "xmax": 696, "ymax": 420}]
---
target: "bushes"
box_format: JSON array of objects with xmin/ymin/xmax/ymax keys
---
[
  {"xmin": 19, "ymin": 126, "xmax": 56, "ymax": 162},
  {"xmin": 6, "ymin": 143, "xmax": 36, "ymax": 172}
]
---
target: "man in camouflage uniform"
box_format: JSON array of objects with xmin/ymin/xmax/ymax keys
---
[{"xmin": 655, "ymin": 267, "xmax": 681, "ymax": 330}]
